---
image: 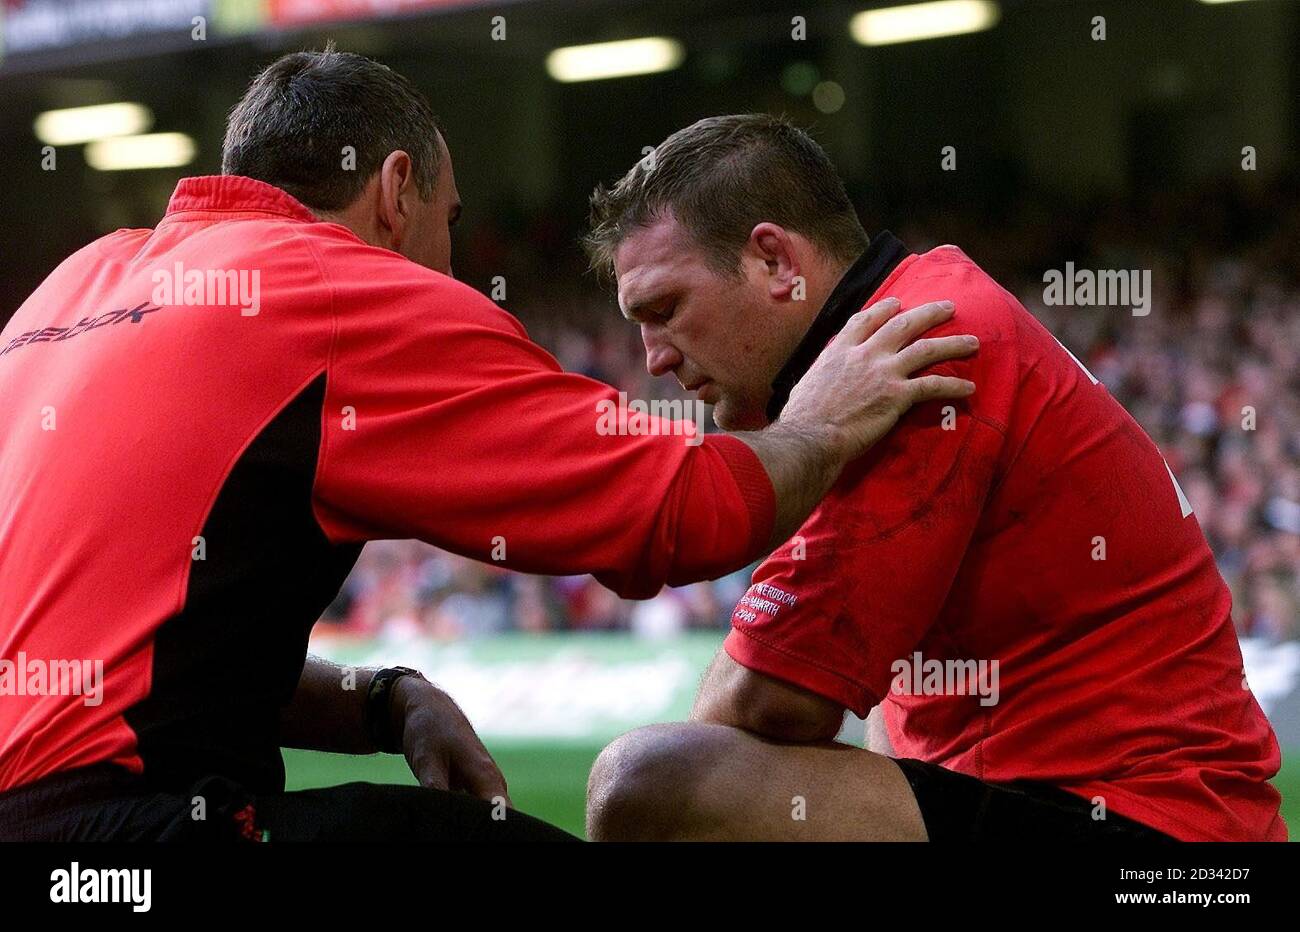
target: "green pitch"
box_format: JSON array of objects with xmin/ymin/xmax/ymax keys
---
[
  {"xmin": 284, "ymin": 746, "xmax": 1300, "ymax": 840},
  {"xmin": 284, "ymin": 743, "xmax": 597, "ymax": 837}
]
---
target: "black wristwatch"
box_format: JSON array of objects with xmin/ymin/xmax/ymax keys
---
[{"xmin": 364, "ymin": 666, "xmax": 426, "ymax": 753}]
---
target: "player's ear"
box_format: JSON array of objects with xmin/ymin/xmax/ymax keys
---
[
  {"xmin": 748, "ymin": 222, "xmax": 801, "ymax": 301},
  {"xmin": 376, "ymin": 149, "xmax": 416, "ymax": 251}
]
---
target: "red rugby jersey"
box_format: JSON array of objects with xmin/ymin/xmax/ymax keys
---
[
  {"xmin": 726, "ymin": 236, "xmax": 1285, "ymax": 842},
  {"xmin": 0, "ymin": 176, "xmax": 774, "ymax": 794}
]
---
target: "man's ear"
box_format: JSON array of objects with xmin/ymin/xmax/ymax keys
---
[
  {"xmin": 376, "ymin": 150, "xmax": 416, "ymax": 251},
  {"xmin": 747, "ymin": 222, "xmax": 802, "ymax": 301}
]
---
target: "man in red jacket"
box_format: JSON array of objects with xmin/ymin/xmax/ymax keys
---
[
  {"xmin": 0, "ymin": 54, "xmax": 975, "ymax": 841},
  {"xmin": 584, "ymin": 114, "xmax": 1285, "ymax": 842}
]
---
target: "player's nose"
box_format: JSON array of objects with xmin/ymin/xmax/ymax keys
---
[{"xmin": 642, "ymin": 329, "xmax": 682, "ymax": 378}]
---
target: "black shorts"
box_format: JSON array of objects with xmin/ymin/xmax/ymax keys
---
[
  {"xmin": 893, "ymin": 757, "xmax": 1178, "ymax": 842},
  {"xmin": 0, "ymin": 764, "xmax": 579, "ymax": 842}
]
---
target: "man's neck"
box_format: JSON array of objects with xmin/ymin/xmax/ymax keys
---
[
  {"xmin": 764, "ymin": 232, "xmax": 913, "ymax": 422},
  {"xmin": 772, "ymin": 255, "xmax": 851, "ymax": 373},
  {"xmin": 808, "ymin": 255, "xmax": 855, "ymax": 320}
]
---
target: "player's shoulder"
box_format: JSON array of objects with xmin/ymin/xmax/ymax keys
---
[
  {"xmin": 909, "ymin": 245, "xmax": 1113, "ymax": 398},
  {"xmin": 302, "ymin": 226, "xmax": 529, "ymax": 343},
  {"xmin": 900, "ymin": 245, "xmax": 1025, "ymax": 334},
  {"xmin": 61, "ymin": 227, "xmax": 153, "ymax": 271},
  {"xmin": 880, "ymin": 244, "xmax": 1030, "ymax": 380},
  {"xmin": 6, "ymin": 228, "xmax": 152, "ymax": 330}
]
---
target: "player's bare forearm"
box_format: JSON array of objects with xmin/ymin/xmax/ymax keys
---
[
  {"xmin": 279, "ymin": 656, "xmax": 509, "ymax": 800},
  {"xmin": 278, "ymin": 655, "xmax": 379, "ymax": 753},
  {"xmin": 690, "ymin": 648, "xmax": 844, "ymax": 744},
  {"xmin": 733, "ymin": 421, "xmax": 844, "ymax": 550}
]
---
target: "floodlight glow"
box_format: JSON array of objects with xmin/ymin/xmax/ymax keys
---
[
  {"xmin": 547, "ymin": 38, "xmax": 684, "ymax": 83},
  {"xmin": 85, "ymin": 133, "xmax": 196, "ymax": 170},
  {"xmin": 34, "ymin": 103, "xmax": 153, "ymax": 146},
  {"xmin": 850, "ymin": 1, "xmax": 1000, "ymax": 47}
]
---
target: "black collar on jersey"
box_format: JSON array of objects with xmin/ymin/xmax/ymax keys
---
[{"xmin": 765, "ymin": 230, "xmax": 912, "ymax": 422}]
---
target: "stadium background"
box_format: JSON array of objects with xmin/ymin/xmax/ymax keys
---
[{"xmin": 1, "ymin": 0, "xmax": 1297, "ymax": 838}]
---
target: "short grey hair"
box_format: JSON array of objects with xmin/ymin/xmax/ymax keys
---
[{"xmin": 222, "ymin": 44, "xmax": 442, "ymax": 212}]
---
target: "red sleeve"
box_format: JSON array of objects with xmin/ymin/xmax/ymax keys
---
[
  {"xmin": 309, "ymin": 240, "xmax": 773, "ymax": 598},
  {"xmin": 724, "ymin": 293, "xmax": 1011, "ymax": 717}
]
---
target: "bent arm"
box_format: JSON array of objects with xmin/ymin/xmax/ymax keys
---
[
  {"xmin": 690, "ymin": 648, "xmax": 846, "ymax": 744},
  {"xmin": 280, "ymin": 655, "xmax": 507, "ymax": 799}
]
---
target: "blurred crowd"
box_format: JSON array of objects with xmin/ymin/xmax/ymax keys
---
[{"xmin": 320, "ymin": 178, "xmax": 1300, "ymax": 643}]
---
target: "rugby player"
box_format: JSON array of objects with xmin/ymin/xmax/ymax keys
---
[
  {"xmin": 0, "ymin": 54, "xmax": 979, "ymax": 841},
  {"xmin": 584, "ymin": 114, "xmax": 1286, "ymax": 842}
]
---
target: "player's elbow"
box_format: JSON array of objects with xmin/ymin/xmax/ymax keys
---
[
  {"xmin": 693, "ymin": 651, "xmax": 844, "ymax": 744},
  {"xmin": 734, "ymin": 699, "xmax": 842, "ymax": 744}
]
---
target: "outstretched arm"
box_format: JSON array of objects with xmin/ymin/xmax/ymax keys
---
[{"xmin": 314, "ymin": 257, "xmax": 977, "ymax": 597}]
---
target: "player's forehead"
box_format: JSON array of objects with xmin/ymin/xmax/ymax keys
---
[{"xmin": 615, "ymin": 216, "xmax": 698, "ymax": 312}]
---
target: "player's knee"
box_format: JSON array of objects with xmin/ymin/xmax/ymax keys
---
[{"xmin": 586, "ymin": 723, "xmax": 716, "ymax": 841}]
